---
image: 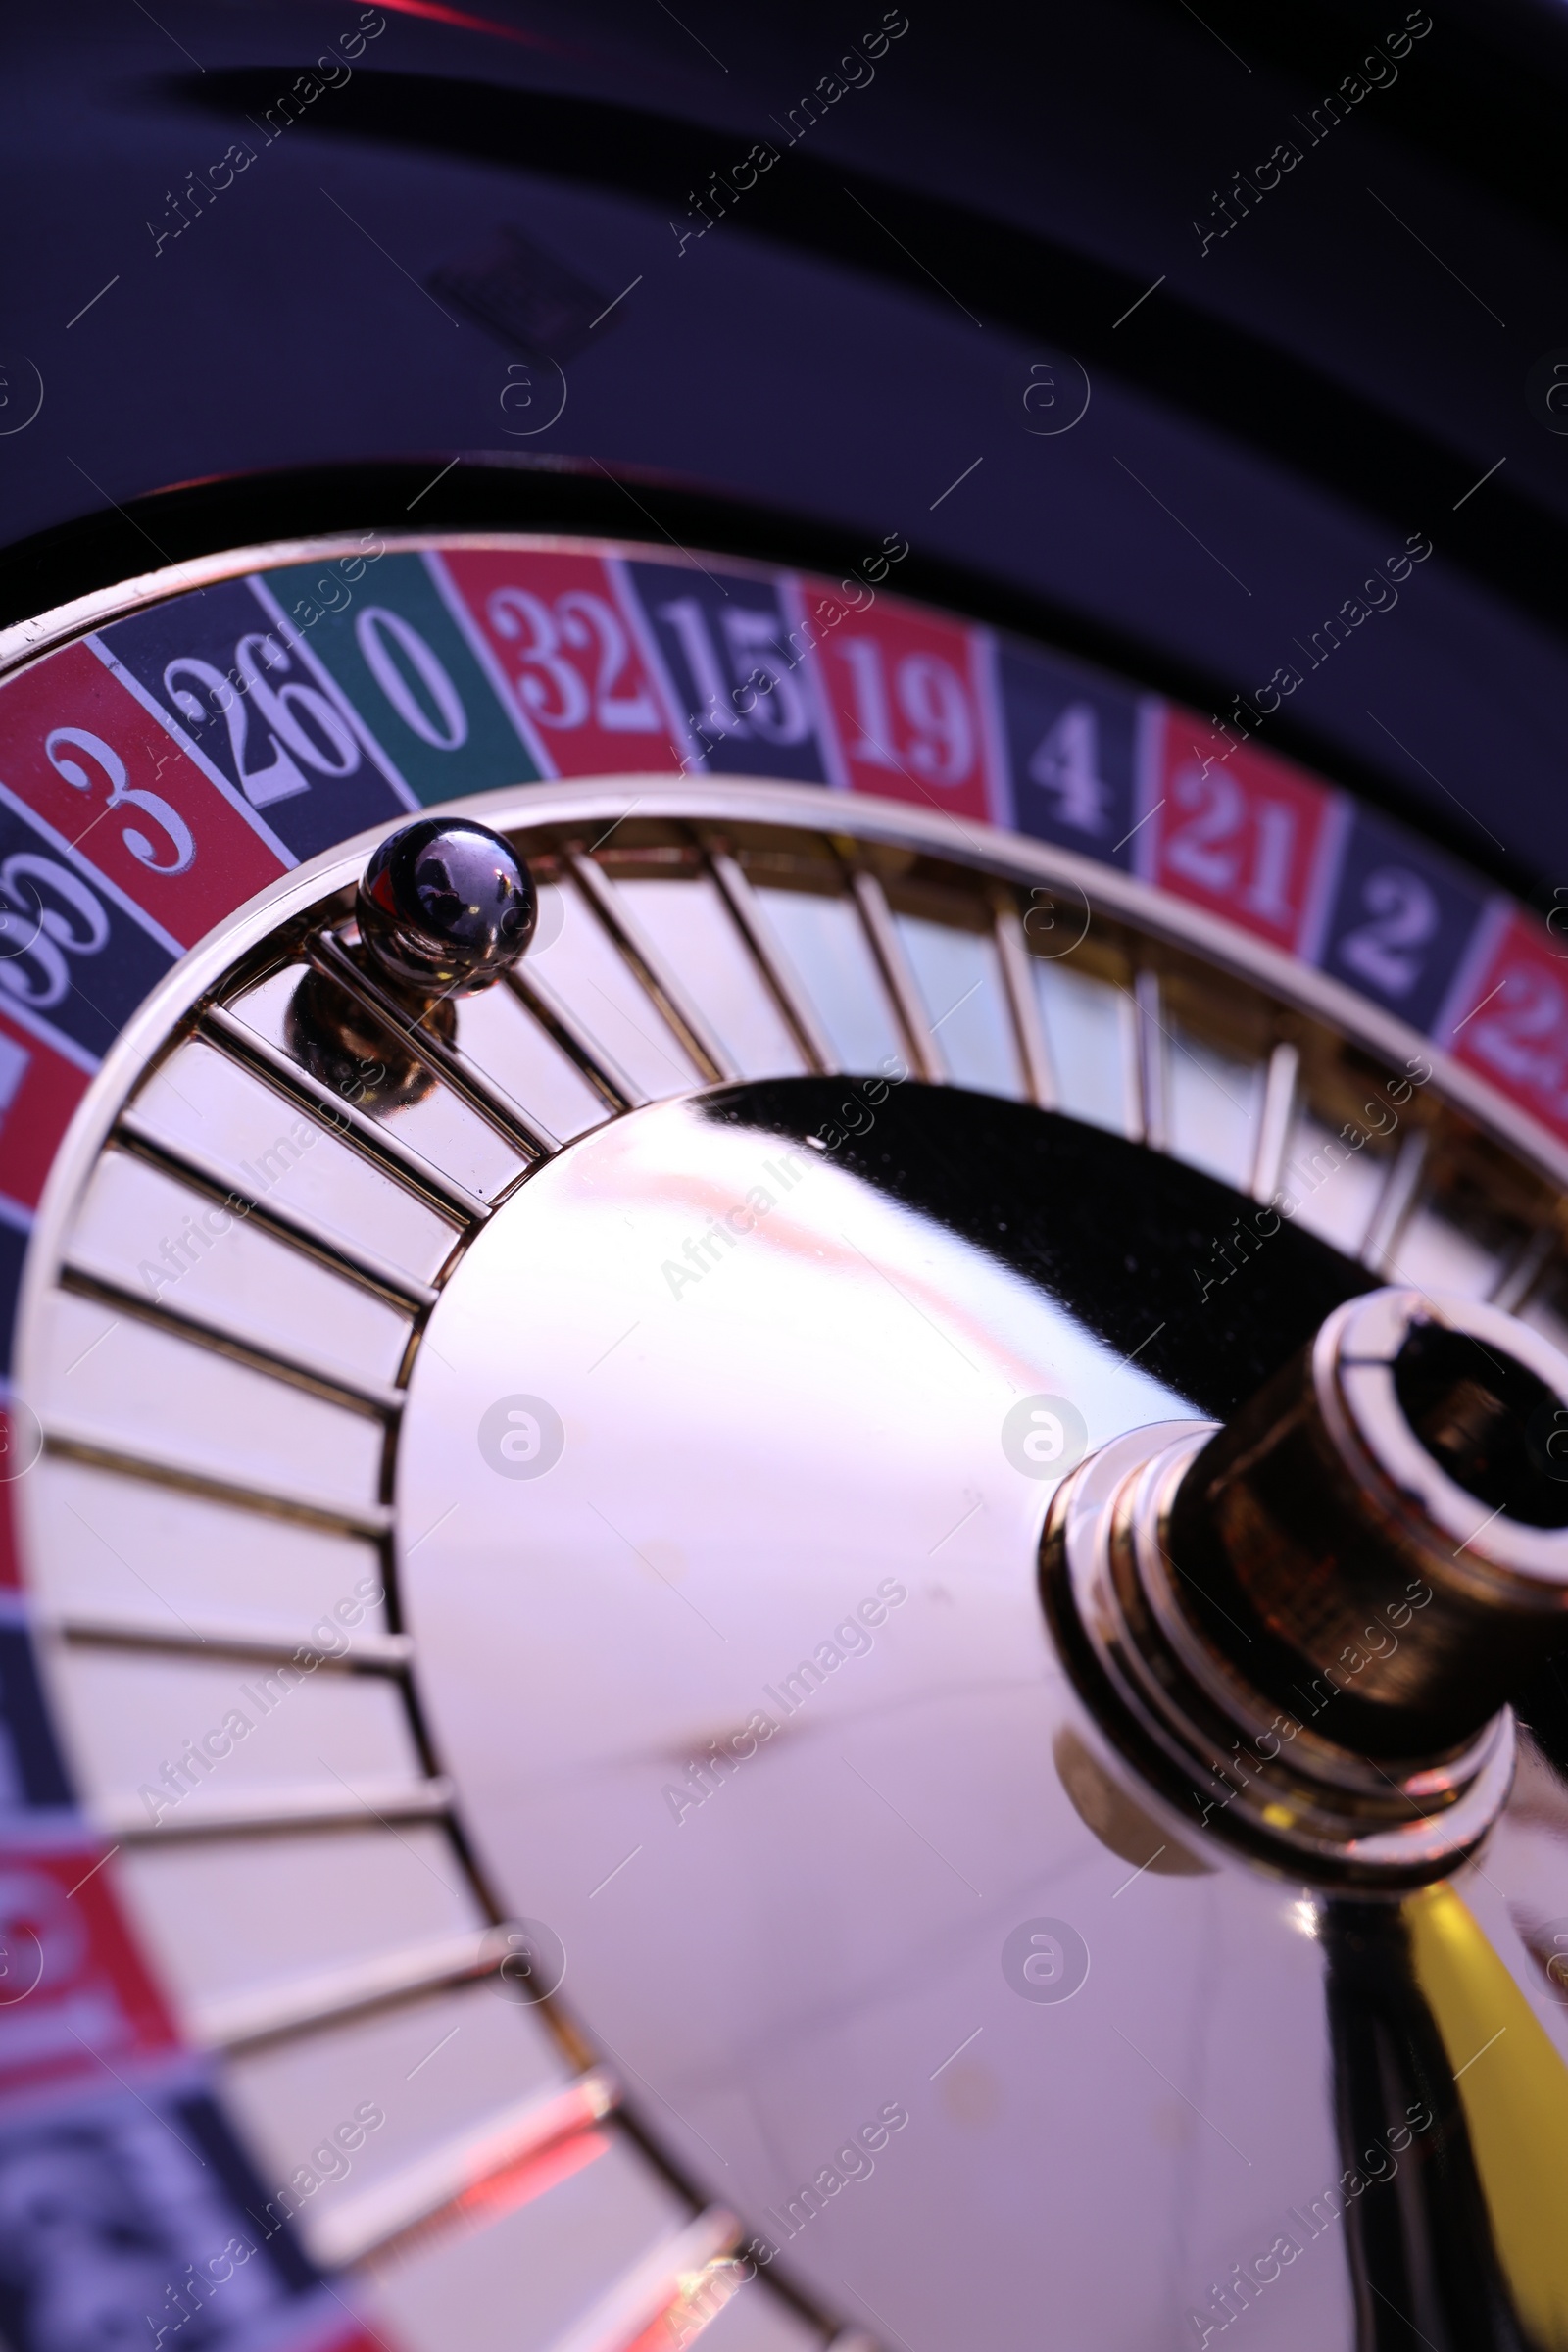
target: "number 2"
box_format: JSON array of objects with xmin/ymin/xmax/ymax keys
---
[
  {"xmin": 1468, "ymin": 963, "xmax": 1568, "ymax": 1102},
  {"xmin": 559, "ymin": 592, "xmax": 662, "ymax": 732},
  {"xmin": 1336, "ymin": 867, "xmax": 1438, "ymax": 998}
]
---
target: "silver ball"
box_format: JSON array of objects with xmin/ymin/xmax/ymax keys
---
[{"xmin": 357, "ymin": 817, "xmax": 536, "ymax": 997}]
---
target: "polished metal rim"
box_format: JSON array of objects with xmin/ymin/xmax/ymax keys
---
[{"xmin": 24, "ymin": 775, "xmax": 1568, "ymax": 1214}]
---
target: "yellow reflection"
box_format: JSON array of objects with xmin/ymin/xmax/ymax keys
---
[{"xmin": 1405, "ymin": 1884, "xmax": 1568, "ymax": 2351}]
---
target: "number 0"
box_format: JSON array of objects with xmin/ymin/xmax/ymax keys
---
[{"xmin": 355, "ymin": 609, "xmax": 468, "ymax": 752}]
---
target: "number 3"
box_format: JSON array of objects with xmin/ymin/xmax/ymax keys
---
[
  {"xmin": 487, "ymin": 588, "xmax": 589, "ymax": 729},
  {"xmin": 45, "ymin": 726, "xmax": 195, "ymax": 875}
]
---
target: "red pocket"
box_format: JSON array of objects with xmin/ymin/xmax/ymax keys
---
[
  {"xmin": 1446, "ymin": 907, "xmax": 1568, "ymax": 1149},
  {"xmin": 1146, "ymin": 711, "xmax": 1339, "ymax": 955},
  {"xmin": 0, "ymin": 1839, "xmax": 182, "ymax": 2096},
  {"xmin": 0, "ymin": 1004, "xmax": 92, "ymax": 1210},
  {"xmin": 440, "ymin": 548, "xmax": 681, "ymax": 776},
  {"xmin": 806, "ymin": 583, "xmax": 1002, "ymax": 822},
  {"xmin": 0, "ymin": 639, "xmax": 289, "ymax": 944}
]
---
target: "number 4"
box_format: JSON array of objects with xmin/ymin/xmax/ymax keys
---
[{"xmin": 1027, "ymin": 705, "xmax": 1109, "ymax": 835}]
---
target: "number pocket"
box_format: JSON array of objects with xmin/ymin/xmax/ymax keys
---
[{"xmin": 1336, "ymin": 867, "xmax": 1439, "ymax": 999}]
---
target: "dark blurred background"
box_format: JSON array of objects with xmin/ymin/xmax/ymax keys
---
[{"xmin": 3, "ymin": 0, "xmax": 1565, "ymax": 903}]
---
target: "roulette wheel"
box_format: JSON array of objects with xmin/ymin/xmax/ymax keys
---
[
  {"xmin": 7, "ymin": 525, "xmax": 1568, "ymax": 2352},
  {"xmin": 7, "ymin": 8, "xmax": 1568, "ymax": 2352}
]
